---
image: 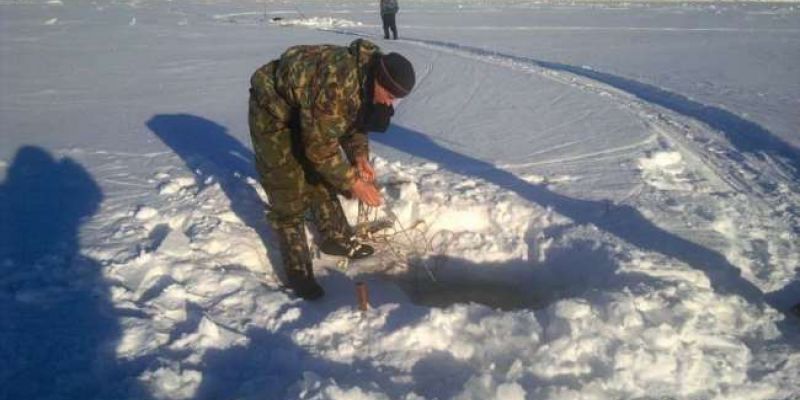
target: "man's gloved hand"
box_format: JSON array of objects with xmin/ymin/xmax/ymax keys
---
[{"xmin": 351, "ymin": 178, "xmax": 382, "ymax": 207}]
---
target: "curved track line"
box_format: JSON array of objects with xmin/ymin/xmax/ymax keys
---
[
  {"xmin": 402, "ymin": 25, "xmax": 800, "ymax": 33},
  {"xmin": 338, "ymin": 29, "xmax": 797, "ymax": 219}
]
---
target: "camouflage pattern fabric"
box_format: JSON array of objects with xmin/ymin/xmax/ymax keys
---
[
  {"xmin": 248, "ymin": 39, "xmax": 379, "ymax": 226},
  {"xmin": 248, "ymin": 39, "xmax": 381, "ymax": 279},
  {"xmin": 274, "ymin": 222, "xmax": 313, "ymax": 278},
  {"xmin": 311, "ymin": 191, "xmax": 353, "ymax": 244}
]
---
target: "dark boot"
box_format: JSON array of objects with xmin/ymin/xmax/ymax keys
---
[
  {"xmin": 312, "ymin": 194, "xmax": 375, "ymax": 260},
  {"xmin": 319, "ymin": 236, "xmax": 375, "ymax": 259},
  {"xmin": 276, "ymin": 222, "xmax": 324, "ymax": 300}
]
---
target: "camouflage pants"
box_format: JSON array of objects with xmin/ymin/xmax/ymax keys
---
[{"xmin": 248, "ymin": 62, "xmax": 352, "ymax": 276}]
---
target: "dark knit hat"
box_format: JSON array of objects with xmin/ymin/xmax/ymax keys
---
[{"xmin": 376, "ymin": 53, "xmax": 415, "ymax": 98}]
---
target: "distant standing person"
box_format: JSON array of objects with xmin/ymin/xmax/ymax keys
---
[{"xmin": 380, "ymin": 0, "xmax": 399, "ymax": 39}]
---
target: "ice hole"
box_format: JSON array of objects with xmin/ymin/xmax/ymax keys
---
[
  {"xmin": 391, "ymin": 240, "xmax": 638, "ymax": 311},
  {"xmin": 398, "ymin": 275, "xmax": 548, "ymax": 311}
]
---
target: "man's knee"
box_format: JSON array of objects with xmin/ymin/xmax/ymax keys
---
[
  {"xmin": 267, "ymin": 207, "xmax": 304, "ymax": 230},
  {"xmin": 263, "ymin": 166, "xmax": 308, "ymax": 226}
]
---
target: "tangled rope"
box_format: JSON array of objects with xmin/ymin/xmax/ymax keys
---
[{"xmin": 336, "ymin": 199, "xmax": 441, "ymax": 284}]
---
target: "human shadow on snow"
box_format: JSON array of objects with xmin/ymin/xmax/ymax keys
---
[
  {"xmin": 0, "ymin": 147, "xmax": 153, "ymax": 399},
  {"xmin": 373, "ymin": 125, "xmax": 799, "ymax": 337},
  {"xmin": 147, "ymin": 114, "xmax": 283, "ymax": 279}
]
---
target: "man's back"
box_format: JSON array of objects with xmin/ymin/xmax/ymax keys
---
[
  {"xmin": 276, "ymin": 45, "xmax": 357, "ymax": 109},
  {"xmin": 274, "ymin": 41, "xmax": 379, "ymax": 115},
  {"xmin": 380, "ymin": 0, "xmax": 398, "ymax": 14}
]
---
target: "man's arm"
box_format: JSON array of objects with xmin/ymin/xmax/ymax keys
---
[
  {"xmin": 339, "ymin": 130, "xmax": 369, "ymax": 163},
  {"xmin": 340, "ymin": 130, "xmax": 374, "ymax": 181},
  {"xmin": 295, "ymin": 50, "xmax": 374, "ymax": 192},
  {"xmin": 300, "ymin": 110, "xmax": 382, "ymax": 205},
  {"xmin": 299, "ymin": 108, "xmax": 358, "ymax": 191}
]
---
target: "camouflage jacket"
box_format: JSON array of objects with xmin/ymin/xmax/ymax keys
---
[{"xmin": 273, "ymin": 39, "xmax": 380, "ymax": 191}]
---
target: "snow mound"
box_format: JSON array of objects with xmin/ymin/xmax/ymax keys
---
[{"xmin": 273, "ymin": 17, "xmax": 363, "ymax": 29}]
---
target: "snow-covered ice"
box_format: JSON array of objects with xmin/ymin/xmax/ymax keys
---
[{"xmin": 1, "ymin": 0, "xmax": 799, "ymax": 399}]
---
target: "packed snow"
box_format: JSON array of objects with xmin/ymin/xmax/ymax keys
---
[{"xmin": 1, "ymin": 0, "xmax": 799, "ymax": 399}]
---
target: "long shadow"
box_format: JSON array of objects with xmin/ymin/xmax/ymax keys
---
[
  {"xmin": 373, "ymin": 125, "xmax": 799, "ymax": 337},
  {"xmin": 146, "ymin": 114, "xmax": 282, "ymax": 278},
  {"xmin": 407, "ymin": 37, "xmax": 800, "ymax": 179},
  {"xmin": 0, "ymin": 147, "xmax": 152, "ymax": 399}
]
